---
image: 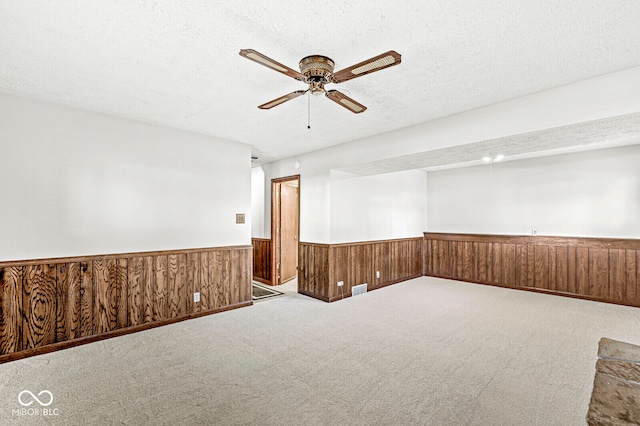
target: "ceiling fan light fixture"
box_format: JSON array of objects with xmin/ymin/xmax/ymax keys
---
[{"xmin": 309, "ymin": 80, "xmax": 326, "ymax": 95}]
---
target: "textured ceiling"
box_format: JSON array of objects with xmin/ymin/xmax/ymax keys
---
[{"xmin": 2, "ymin": 1, "xmax": 640, "ymax": 165}]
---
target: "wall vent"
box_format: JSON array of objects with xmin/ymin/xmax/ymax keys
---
[{"xmin": 352, "ymin": 283, "xmax": 368, "ymax": 297}]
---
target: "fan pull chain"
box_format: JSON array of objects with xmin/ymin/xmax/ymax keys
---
[{"xmin": 307, "ymin": 92, "xmax": 311, "ymax": 129}]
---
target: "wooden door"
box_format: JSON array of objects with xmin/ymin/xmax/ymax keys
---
[{"xmin": 279, "ymin": 182, "xmax": 299, "ymax": 283}]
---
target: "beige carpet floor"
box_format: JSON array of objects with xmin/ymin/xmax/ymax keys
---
[{"xmin": 2, "ymin": 276, "xmax": 640, "ymax": 425}]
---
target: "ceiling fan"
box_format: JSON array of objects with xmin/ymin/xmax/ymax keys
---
[{"xmin": 239, "ymin": 49, "xmax": 401, "ymax": 114}]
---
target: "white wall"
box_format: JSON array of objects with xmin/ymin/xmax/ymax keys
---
[
  {"xmin": 250, "ymin": 166, "xmax": 265, "ymax": 238},
  {"xmin": 0, "ymin": 94, "xmax": 251, "ymax": 261},
  {"xmin": 257, "ymin": 67, "xmax": 640, "ymax": 244},
  {"xmin": 427, "ymin": 145, "xmax": 640, "ymax": 238},
  {"xmin": 330, "ymin": 170, "xmax": 427, "ymax": 243},
  {"xmin": 259, "ymin": 159, "xmax": 331, "ymax": 243}
]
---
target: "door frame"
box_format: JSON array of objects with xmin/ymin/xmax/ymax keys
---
[{"xmin": 271, "ymin": 175, "xmax": 300, "ymax": 286}]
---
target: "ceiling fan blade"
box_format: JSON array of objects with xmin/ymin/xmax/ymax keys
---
[
  {"xmin": 331, "ymin": 50, "xmax": 401, "ymax": 83},
  {"xmin": 239, "ymin": 49, "xmax": 306, "ymax": 81},
  {"xmin": 258, "ymin": 90, "xmax": 308, "ymax": 110},
  {"xmin": 326, "ymin": 90, "xmax": 367, "ymax": 114}
]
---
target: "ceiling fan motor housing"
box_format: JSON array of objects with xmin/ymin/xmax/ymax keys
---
[{"xmin": 299, "ymin": 55, "xmax": 335, "ymax": 94}]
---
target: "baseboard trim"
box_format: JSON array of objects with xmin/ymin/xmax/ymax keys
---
[{"xmin": 0, "ymin": 301, "xmax": 252, "ymax": 364}]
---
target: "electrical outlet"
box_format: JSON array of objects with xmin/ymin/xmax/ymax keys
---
[
  {"xmin": 337, "ymin": 281, "xmax": 344, "ymax": 287},
  {"xmin": 532, "ymin": 229, "xmax": 538, "ymax": 235},
  {"xmin": 376, "ymin": 271, "xmax": 380, "ymax": 279},
  {"xmin": 194, "ymin": 292, "xmax": 200, "ymax": 303}
]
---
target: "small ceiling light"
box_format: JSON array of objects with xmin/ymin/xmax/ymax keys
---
[
  {"xmin": 483, "ymin": 156, "xmax": 491, "ymax": 162},
  {"xmin": 495, "ymin": 154, "xmax": 504, "ymax": 161}
]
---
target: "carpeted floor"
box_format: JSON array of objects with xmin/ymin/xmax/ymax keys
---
[{"xmin": 1, "ymin": 276, "xmax": 640, "ymax": 425}]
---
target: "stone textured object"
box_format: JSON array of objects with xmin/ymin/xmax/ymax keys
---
[{"xmin": 587, "ymin": 338, "xmax": 640, "ymax": 425}]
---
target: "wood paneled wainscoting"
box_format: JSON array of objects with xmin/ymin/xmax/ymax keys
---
[
  {"xmin": 0, "ymin": 245, "xmax": 252, "ymax": 363},
  {"xmin": 299, "ymin": 238, "xmax": 423, "ymax": 302},
  {"xmin": 423, "ymin": 233, "xmax": 640, "ymax": 308},
  {"xmin": 252, "ymin": 238, "xmax": 271, "ymax": 284}
]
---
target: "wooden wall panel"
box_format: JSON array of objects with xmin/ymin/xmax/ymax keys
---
[
  {"xmin": 348, "ymin": 244, "xmax": 372, "ymax": 291},
  {"xmin": 23, "ymin": 264, "xmax": 57, "ymax": 350},
  {"xmin": 116, "ymin": 259, "xmax": 128, "ymax": 329},
  {"xmin": 452, "ymin": 241, "xmax": 462, "ymax": 278},
  {"xmin": 462, "ymin": 241, "xmax": 474, "ymax": 281},
  {"xmin": 167, "ymin": 254, "xmax": 187, "ymax": 319},
  {"xmin": 431, "ymin": 240, "xmax": 440, "ymax": 277},
  {"xmin": 299, "ymin": 243, "xmax": 330, "ymax": 301},
  {"xmin": 534, "ymin": 245, "xmax": 549, "ymax": 290},
  {"xmin": 491, "ymin": 243, "xmax": 502, "ymax": 284},
  {"xmin": 439, "ymin": 240, "xmax": 450, "ymax": 277},
  {"xmin": 56, "ymin": 263, "xmax": 81, "ymax": 342},
  {"xmin": 198, "ymin": 253, "xmax": 210, "ymax": 312},
  {"xmin": 329, "ymin": 246, "xmax": 349, "ymax": 299},
  {"xmin": 411, "ymin": 239, "xmax": 423, "ymax": 278},
  {"xmin": 300, "ymin": 238, "xmax": 422, "ymax": 303},
  {"xmin": 555, "ymin": 246, "xmax": 568, "ymax": 293},
  {"xmin": 515, "ymin": 244, "xmax": 527, "ymax": 288},
  {"xmin": 0, "ymin": 267, "xmax": 22, "ymax": 355},
  {"xmin": 477, "ymin": 243, "xmax": 488, "ymax": 282},
  {"xmin": 227, "ymin": 251, "xmax": 236, "ymax": 307},
  {"xmin": 143, "ymin": 256, "xmax": 154, "ymax": 323},
  {"xmin": 576, "ymin": 247, "xmax": 589, "ymax": 296},
  {"xmin": 548, "ymin": 246, "xmax": 557, "ymax": 291},
  {"xmin": 503, "ymin": 244, "xmax": 515, "ymax": 286},
  {"xmin": 423, "ymin": 233, "xmax": 640, "ymax": 309},
  {"xmin": 485, "ymin": 243, "xmax": 494, "ymax": 283},
  {"xmin": 1, "ymin": 245, "xmax": 252, "ymax": 363},
  {"xmin": 210, "ymin": 251, "xmax": 228, "ymax": 309},
  {"xmin": 422, "ymin": 240, "xmax": 430, "ymax": 276},
  {"xmin": 626, "ymin": 251, "xmax": 639, "ymax": 305},
  {"xmin": 79, "ymin": 262, "xmax": 94, "ymax": 337},
  {"xmin": 526, "ymin": 245, "xmax": 535, "ymax": 289},
  {"xmin": 567, "ymin": 246, "xmax": 577, "ymax": 294},
  {"xmin": 186, "ymin": 252, "xmax": 200, "ymax": 314},
  {"xmin": 127, "ymin": 257, "xmax": 144, "ymax": 326},
  {"xmin": 376, "ymin": 241, "xmax": 391, "ymax": 285},
  {"xmin": 589, "ymin": 248, "xmax": 609, "ymax": 299},
  {"xmin": 93, "ymin": 259, "xmax": 117, "ymax": 334},
  {"xmin": 232, "ymin": 248, "xmax": 251, "ymax": 305},
  {"xmin": 153, "ymin": 256, "xmax": 168, "ymax": 321},
  {"xmin": 609, "ymin": 249, "xmax": 626, "ymax": 302},
  {"xmin": 252, "ymin": 238, "xmax": 271, "ymax": 284}
]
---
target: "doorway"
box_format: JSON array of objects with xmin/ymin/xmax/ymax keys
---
[{"xmin": 271, "ymin": 175, "xmax": 300, "ymax": 288}]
